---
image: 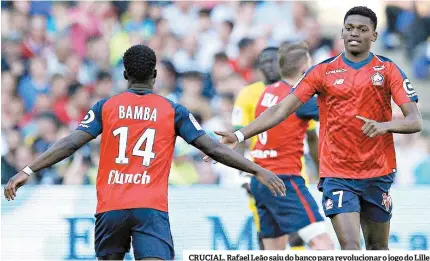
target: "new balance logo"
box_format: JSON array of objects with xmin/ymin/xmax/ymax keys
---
[
  {"xmin": 261, "ymin": 93, "xmax": 278, "ymax": 107},
  {"xmin": 333, "ymin": 79, "xmax": 344, "ymax": 85}
]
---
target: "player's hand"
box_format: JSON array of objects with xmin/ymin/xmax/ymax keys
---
[
  {"xmin": 4, "ymin": 172, "xmax": 29, "ymax": 201},
  {"xmin": 255, "ymin": 170, "xmax": 286, "ymax": 197},
  {"xmin": 356, "ymin": 115, "xmax": 389, "ymax": 138},
  {"xmin": 203, "ymin": 130, "xmax": 239, "ymax": 162}
]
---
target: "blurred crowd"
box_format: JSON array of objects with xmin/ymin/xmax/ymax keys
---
[
  {"xmin": 1, "ymin": 1, "xmax": 429, "ymax": 186},
  {"xmin": 382, "ymin": 1, "xmax": 430, "ymax": 79}
]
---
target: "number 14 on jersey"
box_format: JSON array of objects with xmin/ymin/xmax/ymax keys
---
[{"xmin": 113, "ymin": 127, "xmax": 156, "ymax": 166}]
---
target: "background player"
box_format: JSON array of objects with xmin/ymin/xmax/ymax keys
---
[
  {"xmin": 4, "ymin": 45, "xmax": 286, "ymax": 260},
  {"xmin": 231, "ymin": 46, "xmax": 282, "ymax": 250},
  {"xmin": 209, "ymin": 6, "xmax": 422, "ymax": 250},
  {"xmin": 230, "ymin": 46, "xmax": 318, "ymax": 250},
  {"xmin": 248, "ymin": 42, "xmax": 333, "ymax": 250}
]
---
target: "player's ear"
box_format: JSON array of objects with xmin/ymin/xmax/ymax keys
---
[
  {"xmin": 153, "ymin": 69, "xmax": 157, "ymax": 79},
  {"xmin": 372, "ymin": 31, "xmax": 378, "ymax": 42},
  {"xmin": 341, "ymin": 29, "xmax": 344, "ymax": 39},
  {"xmin": 123, "ymin": 71, "xmax": 128, "ymax": 80}
]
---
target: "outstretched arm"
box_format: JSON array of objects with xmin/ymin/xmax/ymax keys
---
[
  {"xmin": 4, "ymin": 130, "xmax": 94, "ymax": 200},
  {"xmin": 192, "ymin": 134, "xmax": 286, "ymax": 196},
  {"xmin": 28, "ymin": 130, "xmax": 94, "ymax": 172},
  {"xmin": 240, "ymin": 94, "xmax": 303, "ymax": 140}
]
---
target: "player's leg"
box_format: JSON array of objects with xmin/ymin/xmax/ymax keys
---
[
  {"xmin": 360, "ymin": 214, "xmax": 390, "ymax": 250},
  {"xmin": 94, "ymin": 210, "xmax": 132, "ymax": 260},
  {"xmin": 360, "ymin": 174, "xmax": 395, "ymax": 250},
  {"xmin": 288, "ymin": 232, "xmax": 306, "ymax": 250},
  {"xmin": 330, "ymin": 213, "xmax": 361, "ymax": 249},
  {"xmin": 131, "ymin": 208, "xmax": 175, "ymax": 260},
  {"xmin": 288, "ymin": 176, "xmax": 334, "ymax": 250},
  {"xmin": 319, "ymin": 178, "xmax": 362, "ymax": 250},
  {"xmin": 250, "ymin": 176, "xmax": 289, "ymax": 250},
  {"xmin": 262, "ymin": 235, "xmax": 289, "ymax": 250}
]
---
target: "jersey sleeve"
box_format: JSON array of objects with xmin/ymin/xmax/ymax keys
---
[
  {"xmin": 290, "ymin": 65, "xmax": 323, "ymax": 103},
  {"xmin": 231, "ymin": 88, "xmax": 251, "ymax": 129},
  {"xmin": 388, "ymin": 62, "xmax": 419, "ymax": 105},
  {"xmin": 295, "ymin": 96, "xmax": 319, "ymax": 121},
  {"xmin": 76, "ymin": 99, "xmax": 108, "ymax": 137},
  {"xmin": 174, "ymin": 104, "xmax": 206, "ymax": 144}
]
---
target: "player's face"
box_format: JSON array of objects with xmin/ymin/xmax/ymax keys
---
[
  {"xmin": 342, "ymin": 15, "xmax": 377, "ymax": 56},
  {"xmin": 258, "ymin": 49, "xmax": 280, "ymax": 83}
]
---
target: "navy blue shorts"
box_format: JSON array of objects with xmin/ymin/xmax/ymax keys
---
[
  {"xmin": 250, "ymin": 175, "xmax": 324, "ymax": 238},
  {"xmin": 318, "ymin": 173, "xmax": 395, "ymax": 223},
  {"xmin": 94, "ymin": 208, "xmax": 174, "ymax": 260}
]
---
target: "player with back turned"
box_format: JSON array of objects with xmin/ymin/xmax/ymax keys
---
[
  {"xmin": 4, "ymin": 45, "xmax": 286, "ymax": 260},
  {"xmin": 210, "ymin": 6, "xmax": 422, "ymax": 250},
  {"xmin": 229, "ymin": 46, "xmax": 323, "ymax": 250},
  {"xmin": 247, "ymin": 42, "xmax": 334, "ymax": 250}
]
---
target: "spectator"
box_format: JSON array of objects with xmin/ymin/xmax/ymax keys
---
[
  {"xmin": 53, "ymin": 83, "xmax": 90, "ymax": 128},
  {"xmin": 228, "ymin": 38, "xmax": 256, "ymax": 83},
  {"xmin": 17, "ymin": 56, "xmax": 50, "ymax": 112},
  {"xmin": 179, "ymin": 71, "xmax": 212, "ymax": 122}
]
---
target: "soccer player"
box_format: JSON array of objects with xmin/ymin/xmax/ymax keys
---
[
  {"xmin": 249, "ymin": 42, "xmax": 333, "ymax": 250},
  {"xmin": 230, "ymin": 46, "xmax": 323, "ymax": 250},
  {"xmin": 210, "ymin": 6, "xmax": 422, "ymax": 250},
  {"xmin": 231, "ymin": 47, "xmax": 282, "ymax": 250},
  {"xmin": 4, "ymin": 45, "xmax": 286, "ymax": 260}
]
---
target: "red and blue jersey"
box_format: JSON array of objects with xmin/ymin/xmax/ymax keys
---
[
  {"xmin": 291, "ymin": 52, "xmax": 419, "ymax": 179},
  {"xmin": 77, "ymin": 89, "xmax": 205, "ymax": 214},
  {"xmin": 253, "ymin": 81, "xmax": 319, "ymax": 175}
]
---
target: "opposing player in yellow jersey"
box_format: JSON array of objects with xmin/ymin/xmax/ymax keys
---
[{"xmin": 230, "ymin": 46, "xmax": 321, "ymax": 250}]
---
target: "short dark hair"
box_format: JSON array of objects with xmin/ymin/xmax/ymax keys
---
[
  {"xmin": 238, "ymin": 38, "xmax": 254, "ymax": 50},
  {"xmin": 123, "ymin": 44, "xmax": 157, "ymax": 82},
  {"xmin": 182, "ymin": 71, "xmax": 202, "ymax": 81},
  {"xmin": 96, "ymin": 71, "xmax": 112, "ymax": 81},
  {"xmin": 344, "ymin": 6, "xmax": 377, "ymax": 30},
  {"xmin": 258, "ymin": 46, "xmax": 278, "ymax": 61},
  {"xmin": 68, "ymin": 82, "xmax": 84, "ymax": 97},
  {"xmin": 278, "ymin": 42, "xmax": 309, "ymax": 78}
]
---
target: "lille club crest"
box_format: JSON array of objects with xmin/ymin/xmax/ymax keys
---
[
  {"xmin": 381, "ymin": 193, "xmax": 392, "ymax": 211},
  {"xmin": 371, "ymin": 72, "xmax": 384, "ymax": 86}
]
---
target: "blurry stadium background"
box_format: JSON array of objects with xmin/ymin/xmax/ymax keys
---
[{"xmin": 1, "ymin": 0, "xmax": 430, "ymax": 260}]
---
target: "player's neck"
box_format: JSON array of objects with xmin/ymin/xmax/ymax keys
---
[
  {"xmin": 344, "ymin": 51, "xmax": 371, "ymax": 63},
  {"xmin": 282, "ymin": 76, "xmax": 302, "ymax": 86},
  {"xmin": 129, "ymin": 83, "xmax": 153, "ymax": 93}
]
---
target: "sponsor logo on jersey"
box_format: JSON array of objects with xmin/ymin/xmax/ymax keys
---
[
  {"xmin": 403, "ymin": 79, "xmax": 416, "ymax": 98},
  {"xmin": 79, "ymin": 110, "xmax": 95, "ymax": 128},
  {"xmin": 381, "ymin": 192, "xmax": 392, "ymax": 212},
  {"xmin": 333, "ymin": 79, "xmax": 344, "ymax": 85},
  {"xmin": 325, "ymin": 68, "xmax": 347, "ymax": 75},
  {"xmin": 373, "ymin": 65, "xmax": 385, "ymax": 71},
  {"xmin": 325, "ymin": 198, "xmax": 333, "ymax": 210},
  {"xmin": 250, "ymin": 149, "xmax": 278, "ymax": 159},
  {"xmin": 371, "ymin": 72, "xmax": 384, "ymax": 86},
  {"xmin": 108, "ymin": 170, "xmax": 151, "ymax": 185}
]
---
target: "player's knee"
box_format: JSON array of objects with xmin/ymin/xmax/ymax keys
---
[
  {"xmin": 309, "ymin": 233, "xmax": 335, "ymax": 250},
  {"xmin": 289, "ymin": 232, "xmax": 305, "ymax": 247},
  {"xmin": 339, "ymin": 239, "xmax": 361, "ymax": 250},
  {"xmin": 366, "ymin": 242, "xmax": 389, "ymax": 250}
]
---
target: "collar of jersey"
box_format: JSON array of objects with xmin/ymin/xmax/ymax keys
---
[
  {"xmin": 341, "ymin": 52, "xmax": 373, "ymax": 70},
  {"xmin": 127, "ymin": 89, "xmax": 153, "ymax": 95}
]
